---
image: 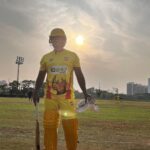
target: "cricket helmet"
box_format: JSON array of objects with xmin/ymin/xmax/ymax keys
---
[{"xmin": 50, "ymin": 28, "xmax": 66, "ymax": 37}]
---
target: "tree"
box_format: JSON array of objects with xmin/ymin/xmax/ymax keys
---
[
  {"xmin": 9, "ymin": 80, "xmax": 19, "ymax": 96},
  {"xmin": 0, "ymin": 81, "xmax": 8, "ymax": 95},
  {"xmin": 21, "ymin": 80, "xmax": 35, "ymax": 97}
]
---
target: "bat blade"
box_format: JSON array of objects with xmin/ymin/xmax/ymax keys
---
[{"xmin": 35, "ymin": 120, "xmax": 40, "ymax": 150}]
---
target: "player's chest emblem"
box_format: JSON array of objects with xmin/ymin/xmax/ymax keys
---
[{"xmin": 50, "ymin": 66, "xmax": 68, "ymax": 74}]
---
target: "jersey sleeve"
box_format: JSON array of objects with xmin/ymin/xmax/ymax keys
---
[
  {"xmin": 73, "ymin": 53, "xmax": 80, "ymax": 68},
  {"xmin": 40, "ymin": 55, "xmax": 46, "ymax": 71}
]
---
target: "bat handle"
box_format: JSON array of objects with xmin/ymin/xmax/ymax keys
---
[{"xmin": 35, "ymin": 103, "xmax": 39, "ymax": 121}]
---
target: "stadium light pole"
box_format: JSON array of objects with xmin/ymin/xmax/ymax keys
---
[{"xmin": 15, "ymin": 56, "xmax": 24, "ymax": 90}]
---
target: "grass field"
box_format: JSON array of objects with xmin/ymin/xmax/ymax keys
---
[{"xmin": 0, "ymin": 97, "xmax": 150, "ymax": 150}]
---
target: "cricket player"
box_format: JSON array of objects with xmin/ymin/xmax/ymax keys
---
[{"xmin": 33, "ymin": 28, "xmax": 90, "ymax": 150}]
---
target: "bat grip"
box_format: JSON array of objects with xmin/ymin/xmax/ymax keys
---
[{"xmin": 35, "ymin": 103, "xmax": 39, "ymax": 121}]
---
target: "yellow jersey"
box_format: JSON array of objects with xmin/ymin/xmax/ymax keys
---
[{"xmin": 40, "ymin": 49, "xmax": 80, "ymax": 99}]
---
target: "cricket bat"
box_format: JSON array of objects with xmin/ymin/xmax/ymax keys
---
[{"xmin": 35, "ymin": 104, "xmax": 40, "ymax": 150}]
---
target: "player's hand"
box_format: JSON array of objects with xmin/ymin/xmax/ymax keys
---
[{"xmin": 84, "ymin": 93, "xmax": 91, "ymax": 103}]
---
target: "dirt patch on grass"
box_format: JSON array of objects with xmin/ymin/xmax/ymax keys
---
[
  {"xmin": 1, "ymin": 120, "xmax": 150, "ymax": 150},
  {"xmin": 0, "ymin": 127, "xmax": 34, "ymax": 138},
  {"xmin": 77, "ymin": 120, "xmax": 150, "ymax": 150}
]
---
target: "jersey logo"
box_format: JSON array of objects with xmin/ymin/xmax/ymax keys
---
[
  {"xmin": 50, "ymin": 66, "xmax": 68, "ymax": 74},
  {"xmin": 52, "ymin": 75, "xmax": 67, "ymax": 95}
]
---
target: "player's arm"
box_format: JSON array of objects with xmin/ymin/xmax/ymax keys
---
[
  {"xmin": 33, "ymin": 70, "xmax": 46, "ymax": 105},
  {"xmin": 74, "ymin": 67, "xmax": 89, "ymax": 101}
]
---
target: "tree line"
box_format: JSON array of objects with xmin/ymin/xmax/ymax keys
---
[
  {"xmin": 0, "ymin": 80, "xmax": 150, "ymax": 101},
  {"xmin": 0, "ymin": 80, "xmax": 117, "ymax": 99},
  {"xmin": 0, "ymin": 80, "xmax": 44, "ymax": 97}
]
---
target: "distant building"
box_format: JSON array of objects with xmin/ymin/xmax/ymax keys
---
[
  {"xmin": 127, "ymin": 82, "xmax": 148, "ymax": 95},
  {"xmin": 0, "ymin": 80, "xmax": 7, "ymax": 85},
  {"xmin": 127, "ymin": 82, "xmax": 134, "ymax": 95},
  {"xmin": 148, "ymin": 78, "xmax": 150, "ymax": 94}
]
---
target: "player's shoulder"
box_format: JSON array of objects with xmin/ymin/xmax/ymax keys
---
[
  {"xmin": 41, "ymin": 51, "xmax": 54, "ymax": 60},
  {"xmin": 64, "ymin": 49, "xmax": 78, "ymax": 57}
]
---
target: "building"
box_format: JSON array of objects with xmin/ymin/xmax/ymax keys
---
[
  {"xmin": 127, "ymin": 82, "xmax": 148, "ymax": 95},
  {"xmin": 127, "ymin": 82, "xmax": 134, "ymax": 95}
]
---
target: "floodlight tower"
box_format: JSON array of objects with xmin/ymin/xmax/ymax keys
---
[
  {"xmin": 96, "ymin": 81, "xmax": 101, "ymax": 97},
  {"xmin": 16, "ymin": 56, "xmax": 24, "ymax": 90}
]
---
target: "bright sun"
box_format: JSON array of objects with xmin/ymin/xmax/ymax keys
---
[{"xmin": 75, "ymin": 35, "xmax": 84, "ymax": 45}]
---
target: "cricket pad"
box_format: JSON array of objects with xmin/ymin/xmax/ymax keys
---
[
  {"xmin": 62, "ymin": 119, "xmax": 78, "ymax": 150},
  {"xmin": 43, "ymin": 111, "xmax": 59, "ymax": 150}
]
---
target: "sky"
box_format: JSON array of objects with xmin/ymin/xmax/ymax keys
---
[{"xmin": 0, "ymin": 0, "xmax": 150, "ymax": 94}]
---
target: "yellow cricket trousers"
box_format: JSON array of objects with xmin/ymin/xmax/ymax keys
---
[{"xmin": 43, "ymin": 95, "xmax": 78, "ymax": 150}]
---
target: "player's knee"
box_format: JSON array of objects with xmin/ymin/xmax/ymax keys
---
[{"xmin": 43, "ymin": 110, "xmax": 59, "ymax": 128}]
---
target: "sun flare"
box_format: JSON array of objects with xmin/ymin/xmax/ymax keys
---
[{"xmin": 75, "ymin": 35, "xmax": 84, "ymax": 45}]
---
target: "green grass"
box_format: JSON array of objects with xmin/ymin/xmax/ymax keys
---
[
  {"xmin": 79, "ymin": 100, "xmax": 150, "ymax": 121},
  {"xmin": 0, "ymin": 98, "xmax": 150, "ymax": 150}
]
